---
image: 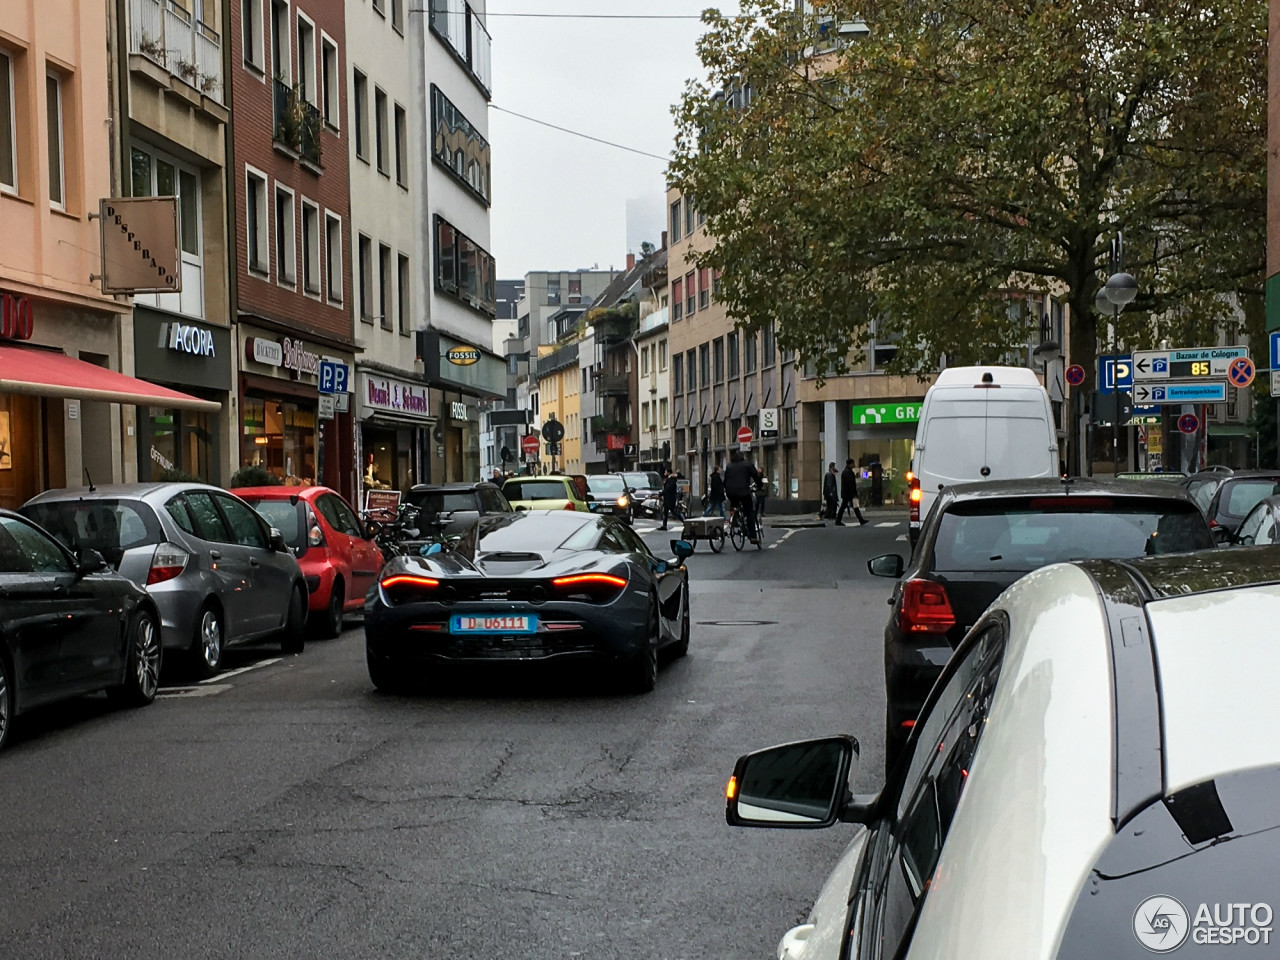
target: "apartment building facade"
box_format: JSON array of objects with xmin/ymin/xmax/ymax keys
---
[{"xmin": 230, "ymin": 0, "xmax": 357, "ymax": 499}]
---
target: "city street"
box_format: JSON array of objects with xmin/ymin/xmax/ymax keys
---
[{"xmin": 0, "ymin": 513, "xmax": 910, "ymax": 960}]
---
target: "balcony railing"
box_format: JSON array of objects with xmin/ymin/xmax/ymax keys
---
[
  {"xmin": 129, "ymin": 0, "xmax": 224, "ymax": 104},
  {"xmin": 596, "ymin": 374, "xmax": 629, "ymax": 397},
  {"xmin": 274, "ymin": 78, "xmax": 322, "ymax": 167}
]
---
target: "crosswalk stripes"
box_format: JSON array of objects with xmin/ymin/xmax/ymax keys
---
[{"xmin": 875, "ymin": 521, "xmax": 900, "ymax": 528}]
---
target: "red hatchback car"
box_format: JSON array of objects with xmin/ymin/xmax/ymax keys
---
[{"xmin": 233, "ymin": 486, "xmax": 383, "ymax": 638}]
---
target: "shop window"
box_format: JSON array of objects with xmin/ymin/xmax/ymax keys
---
[
  {"xmin": 325, "ymin": 211, "xmax": 343, "ymax": 302},
  {"xmin": 241, "ymin": 397, "xmax": 317, "ymax": 485},
  {"xmin": 142, "ymin": 407, "xmax": 214, "ymax": 482}
]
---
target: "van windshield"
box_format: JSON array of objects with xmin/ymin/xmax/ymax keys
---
[{"xmin": 922, "ymin": 415, "xmax": 1053, "ymax": 484}]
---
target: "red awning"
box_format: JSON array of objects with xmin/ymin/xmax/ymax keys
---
[{"xmin": 0, "ymin": 345, "xmax": 221, "ymax": 412}]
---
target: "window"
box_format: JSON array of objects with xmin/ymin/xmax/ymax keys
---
[
  {"xmin": 379, "ymin": 242, "xmax": 392, "ymax": 330},
  {"xmin": 699, "ymin": 344, "xmax": 710, "ymax": 384},
  {"xmin": 301, "ymin": 200, "xmax": 320, "ymax": 294},
  {"xmin": 670, "ymin": 199, "xmax": 682, "ymax": 242},
  {"xmin": 246, "ymin": 168, "xmax": 268, "ymax": 273},
  {"xmin": 659, "ymin": 399, "xmax": 668, "ymax": 430},
  {"xmin": 569, "ymin": 275, "xmax": 581, "ymax": 297},
  {"xmin": 713, "ymin": 269, "xmax": 722, "ymax": 298},
  {"xmin": 762, "ymin": 323, "xmax": 776, "ymax": 366},
  {"xmin": 392, "ymin": 0, "xmax": 404, "ymax": 33},
  {"xmin": 215, "ymin": 494, "xmax": 268, "ymax": 549},
  {"xmin": 685, "ymin": 272, "xmax": 696, "ymax": 316},
  {"xmin": 243, "ymin": 0, "xmax": 265, "ymax": 71},
  {"xmin": 183, "ymin": 491, "xmax": 231, "ymax": 542},
  {"xmin": 320, "ymin": 37, "xmax": 339, "ymax": 128},
  {"xmin": 372, "ymin": 0, "xmax": 385, "ymax": 16},
  {"xmin": 713, "ymin": 337, "xmax": 724, "ymax": 382},
  {"xmin": 394, "ymin": 103, "xmax": 407, "ymax": 186},
  {"xmin": 353, "ymin": 69, "xmax": 368, "ymax": 160},
  {"xmin": 433, "ymin": 215, "xmax": 496, "ymax": 316},
  {"xmin": 0, "ymin": 50, "xmax": 15, "ymax": 191},
  {"xmin": 46, "ymin": 73, "xmax": 64, "ymax": 209},
  {"xmin": 686, "ymin": 349, "xmax": 696, "ymax": 390},
  {"xmin": 672, "ymin": 354, "xmax": 683, "ymax": 394},
  {"xmin": 727, "ymin": 331, "xmax": 739, "ymax": 378},
  {"xmin": 358, "ymin": 234, "xmax": 373, "ymax": 322},
  {"xmin": 270, "ymin": 0, "xmax": 290, "ymax": 82},
  {"xmin": 685, "ymin": 200, "xmax": 695, "ymax": 236},
  {"xmin": 431, "ymin": 85, "xmax": 490, "ymax": 204},
  {"xmin": 374, "ymin": 87, "xmax": 388, "ymax": 174},
  {"xmin": 274, "ymin": 184, "xmax": 295, "ymax": 285},
  {"xmin": 325, "ymin": 211, "xmax": 343, "ymax": 302},
  {"xmin": 745, "ymin": 332, "xmax": 758, "ymax": 373},
  {"xmin": 131, "ymin": 145, "xmax": 204, "ymax": 315},
  {"xmin": 641, "ymin": 347, "xmax": 650, "ymax": 376},
  {"xmin": 297, "ymin": 15, "xmax": 316, "ymax": 103},
  {"xmin": 699, "ymin": 269, "xmax": 711, "ymax": 309},
  {"xmin": 672, "ymin": 277, "xmax": 684, "ymax": 321},
  {"xmin": 397, "ymin": 253, "xmax": 410, "ymax": 334},
  {"xmin": 659, "ymin": 341, "xmax": 668, "ymax": 371},
  {"xmin": 1, "ymin": 517, "xmax": 72, "ymax": 574}
]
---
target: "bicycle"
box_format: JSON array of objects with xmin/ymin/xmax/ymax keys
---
[{"xmin": 727, "ymin": 505, "xmax": 765, "ymax": 551}]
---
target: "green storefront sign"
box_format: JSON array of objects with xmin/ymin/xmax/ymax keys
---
[{"xmin": 850, "ymin": 401, "xmax": 924, "ymax": 426}]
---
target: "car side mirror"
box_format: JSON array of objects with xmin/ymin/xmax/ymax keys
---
[
  {"xmin": 867, "ymin": 554, "xmax": 905, "ymax": 578},
  {"xmin": 670, "ymin": 539, "xmax": 694, "ymax": 565},
  {"xmin": 269, "ymin": 528, "xmax": 287, "ymax": 552},
  {"xmin": 75, "ymin": 547, "xmax": 108, "ymax": 576},
  {"xmin": 726, "ymin": 735, "xmax": 870, "ymax": 829}
]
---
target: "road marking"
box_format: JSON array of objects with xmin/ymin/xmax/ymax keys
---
[
  {"xmin": 157, "ymin": 685, "xmax": 231, "ymax": 699},
  {"xmin": 767, "ymin": 529, "xmax": 798, "ymax": 550},
  {"xmin": 896, "ymin": 534, "xmax": 908, "ymax": 541},
  {"xmin": 197, "ymin": 658, "xmax": 283, "ymax": 685},
  {"xmin": 875, "ymin": 521, "xmax": 900, "ymax": 528}
]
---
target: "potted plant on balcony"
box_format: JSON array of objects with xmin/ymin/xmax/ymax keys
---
[
  {"xmin": 274, "ymin": 78, "xmax": 306, "ymax": 153},
  {"xmin": 138, "ymin": 34, "xmax": 166, "ymax": 65},
  {"xmin": 174, "ymin": 58, "xmax": 201, "ymax": 87}
]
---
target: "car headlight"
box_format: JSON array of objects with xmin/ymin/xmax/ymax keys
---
[{"xmin": 617, "ymin": 495, "xmax": 629, "ymax": 508}]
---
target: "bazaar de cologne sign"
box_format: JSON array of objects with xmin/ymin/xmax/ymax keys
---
[{"xmin": 98, "ymin": 197, "xmax": 182, "ymax": 294}]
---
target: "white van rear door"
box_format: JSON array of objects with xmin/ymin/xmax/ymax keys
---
[{"xmin": 920, "ymin": 395, "xmax": 1055, "ymax": 485}]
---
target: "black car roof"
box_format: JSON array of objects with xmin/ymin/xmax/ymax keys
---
[
  {"xmin": 942, "ymin": 477, "xmax": 1194, "ymax": 501},
  {"xmin": 408, "ymin": 482, "xmax": 498, "ymax": 492}
]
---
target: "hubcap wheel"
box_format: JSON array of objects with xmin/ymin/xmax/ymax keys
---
[
  {"xmin": 201, "ymin": 610, "xmax": 221, "ymax": 668},
  {"xmin": 136, "ymin": 616, "xmax": 160, "ymax": 697}
]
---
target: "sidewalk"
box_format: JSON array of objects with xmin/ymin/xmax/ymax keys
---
[{"xmin": 767, "ymin": 506, "xmax": 910, "ymax": 529}]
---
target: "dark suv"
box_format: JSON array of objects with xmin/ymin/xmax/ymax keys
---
[
  {"xmin": 403, "ymin": 482, "xmax": 513, "ymax": 538},
  {"xmin": 1183, "ymin": 467, "xmax": 1280, "ymax": 539},
  {"xmin": 868, "ymin": 477, "xmax": 1215, "ymax": 771}
]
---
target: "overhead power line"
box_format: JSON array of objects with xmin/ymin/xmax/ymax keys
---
[{"xmin": 491, "ymin": 105, "xmax": 670, "ymax": 161}]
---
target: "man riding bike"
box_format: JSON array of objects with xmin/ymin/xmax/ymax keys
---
[{"xmin": 723, "ymin": 451, "xmax": 763, "ymax": 544}]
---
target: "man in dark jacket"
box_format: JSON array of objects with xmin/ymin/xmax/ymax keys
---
[
  {"xmin": 703, "ymin": 464, "xmax": 726, "ymax": 517},
  {"xmin": 724, "ymin": 451, "xmax": 762, "ymax": 542},
  {"xmin": 822, "ymin": 462, "xmax": 839, "ymax": 520},
  {"xmin": 659, "ymin": 469, "xmax": 684, "ymax": 530},
  {"xmin": 837, "ymin": 458, "xmax": 868, "ymax": 525}
]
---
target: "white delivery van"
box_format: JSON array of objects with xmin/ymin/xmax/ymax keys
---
[{"xmin": 909, "ymin": 366, "xmax": 1058, "ymax": 541}]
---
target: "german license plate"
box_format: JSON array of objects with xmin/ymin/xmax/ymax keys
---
[{"xmin": 450, "ymin": 614, "xmax": 537, "ymax": 635}]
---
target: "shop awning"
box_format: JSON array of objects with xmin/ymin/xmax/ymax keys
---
[{"xmin": 0, "ymin": 345, "xmax": 221, "ymax": 412}]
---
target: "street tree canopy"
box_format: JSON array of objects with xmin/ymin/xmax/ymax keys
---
[{"xmin": 670, "ymin": 0, "xmax": 1266, "ymax": 378}]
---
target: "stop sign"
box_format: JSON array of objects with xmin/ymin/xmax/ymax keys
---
[
  {"xmin": 736, "ymin": 426, "xmax": 753, "ymax": 444},
  {"xmin": 521, "ymin": 434, "xmax": 540, "ymax": 457}
]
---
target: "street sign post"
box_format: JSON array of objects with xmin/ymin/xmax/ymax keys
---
[
  {"xmin": 542, "ymin": 418, "xmax": 565, "ymax": 443},
  {"xmin": 1133, "ymin": 346, "xmax": 1248, "ymax": 381},
  {"xmin": 318, "ymin": 359, "xmax": 350, "ymax": 395},
  {"xmin": 1177, "ymin": 413, "xmax": 1200, "ymax": 435},
  {"xmin": 1133, "ymin": 381, "xmax": 1229, "ymax": 405},
  {"xmin": 520, "ymin": 434, "xmax": 539, "ymax": 458},
  {"xmin": 1099, "ymin": 354, "xmax": 1132, "ymax": 394},
  {"xmin": 1228, "ymin": 357, "xmax": 1256, "ymax": 388},
  {"xmin": 736, "ymin": 425, "xmax": 753, "ymax": 444},
  {"xmin": 1065, "ymin": 364, "xmax": 1086, "ymax": 386},
  {"xmin": 759, "ymin": 407, "xmax": 779, "ymax": 438}
]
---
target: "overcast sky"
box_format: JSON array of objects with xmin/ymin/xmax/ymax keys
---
[{"xmin": 487, "ymin": 3, "xmax": 737, "ymax": 279}]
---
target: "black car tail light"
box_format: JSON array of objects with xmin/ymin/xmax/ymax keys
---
[
  {"xmin": 899, "ymin": 579, "xmax": 956, "ymax": 634},
  {"xmin": 380, "ymin": 573, "xmax": 440, "ymax": 603},
  {"xmin": 551, "ymin": 572, "xmax": 628, "ymax": 602}
]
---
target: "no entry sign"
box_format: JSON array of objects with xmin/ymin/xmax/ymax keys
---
[
  {"xmin": 736, "ymin": 426, "xmax": 753, "ymax": 444},
  {"xmin": 521, "ymin": 434, "xmax": 540, "ymax": 457}
]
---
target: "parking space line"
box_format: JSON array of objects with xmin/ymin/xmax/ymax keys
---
[{"xmin": 197, "ymin": 658, "xmax": 283, "ymax": 685}]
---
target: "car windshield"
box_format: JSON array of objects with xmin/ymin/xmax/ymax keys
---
[
  {"xmin": 1222, "ymin": 479, "xmax": 1280, "ymax": 519},
  {"xmin": 502, "ymin": 480, "xmax": 569, "ymax": 501},
  {"xmin": 21, "ymin": 499, "xmax": 162, "ymax": 568},
  {"xmin": 1186, "ymin": 479, "xmax": 1217, "ymax": 511},
  {"xmin": 407, "ymin": 491, "xmax": 479, "ymax": 514},
  {"xmin": 930, "ymin": 497, "xmax": 1214, "ymax": 572},
  {"xmin": 241, "ymin": 499, "xmax": 305, "ymax": 549},
  {"xmin": 586, "ymin": 476, "xmax": 625, "ymax": 494}
]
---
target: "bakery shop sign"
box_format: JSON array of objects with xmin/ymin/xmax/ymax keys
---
[
  {"xmin": 0, "ymin": 292, "xmax": 34, "ymax": 341},
  {"xmin": 245, "ymin": 336, "xmax": 321, "ymax": 378}
]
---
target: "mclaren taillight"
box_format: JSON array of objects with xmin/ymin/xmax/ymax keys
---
[
  {"xmin": 899, "ymin": 579, "xmax": 956, "ymax": 634},
  {"xmin": 551, "ymin": 572, "xmax": 628, "ymax": 602},
  {"xmin": 147, "ymin": 542, "xmax": 189, "ymax": 585},
  {"xmin": 380, "ymin": 573, "xmax": 440, "ymax": 602}
]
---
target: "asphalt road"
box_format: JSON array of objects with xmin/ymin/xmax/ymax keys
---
[{"xmin": 0, "ymin": 512, "xmax": 913, "ymax": 960}]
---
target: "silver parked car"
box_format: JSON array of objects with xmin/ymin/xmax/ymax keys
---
[{"xmin": 22, "ymin": 483, "xmax": 307, "ymax": 677}]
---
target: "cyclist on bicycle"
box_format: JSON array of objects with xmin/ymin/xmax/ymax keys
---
[{"xmin": 724, "ymin": 451, "xmax": 763, "ymax": 544}]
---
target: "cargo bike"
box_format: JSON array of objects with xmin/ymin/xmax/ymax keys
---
[{"xmin": 679, "ymin": 515, "xmax": 727, "ymax": 553}]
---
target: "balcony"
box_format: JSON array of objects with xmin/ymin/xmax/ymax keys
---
[
  {"xmin": 596, "ymin": 373, "xmax": 629, "ymax": 397},
  {"xmin": 536, "ymin": 342, "xmax": 579, "ymax": 378},
  {"xmin": 589, "ymin": 303, "xmax": 638, "ymax": 345},
  {"xmin": 274, "ymin": 79, "xmax": 322, "ymax": 168},
  {"xmin": 129, "ymin": 0, "xmax": 225, "ymax": 106}
]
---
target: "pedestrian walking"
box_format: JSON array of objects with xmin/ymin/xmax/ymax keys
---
[
  {"xmin": 703, "ymin": 464, "xmax": 726, "ymax": 518},
  {"xmin": 837, "ymin": 458, "xmax": 868, "ymax": 525},
  {"xmin": 660, "ymin": 469, "xmax": 685, "ymax": 530},
  {"xmin": 823, "ymin": 462, "xmax": 839, "ymax": 520}
]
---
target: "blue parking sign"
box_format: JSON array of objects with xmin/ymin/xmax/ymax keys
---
[
  {"xmin": 1271, "ymin": 331, "xmax": 1280, "ymax": 373},
  {"xmin": 1100, "ymin": 354, "xmax": 1133, "ymax": 394},
  {"xmin": 318, "ymin": 360, "xmax": 349, "ymax": 395}
]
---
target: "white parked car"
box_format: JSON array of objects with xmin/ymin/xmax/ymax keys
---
[{"xmin": 726, "ymin": 549, "xmax": 1280, "ymax": 960}]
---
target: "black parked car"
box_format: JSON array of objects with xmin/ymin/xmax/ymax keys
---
[
  {"xmin": 403, "ymin": 482, "xmax": 513, "ymax": 538},
  {"xmin": 1227, "ymin": 494, "xmax": 1280, "ymax": 546},
  {"xmin": 868, "ymin": 478, "xmax": 1215, "ymax": 771},
  {"xmin": 365, "ymin": 511, "xmax": 692, "ymax": 693},
  {"xmin": 1183, "ymin": 467, "xmax": 1280, "ymax": 539},
  {"xmin": 0, "ymin": 509, "xmax": 161, "ymax": 750}
]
